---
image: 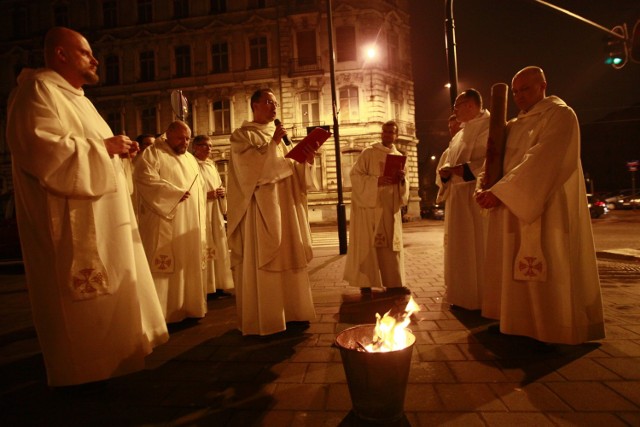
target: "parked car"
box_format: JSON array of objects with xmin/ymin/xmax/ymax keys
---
[
  {"xmin": 587, "ymin": 194, "xmax": 608, "ymax": 219},
  {"xmin": 604, "ymin": 190, "xmax": 640, "ymax": 210},
  {"xmin": 0, "ymin": 191, "xmax": 22, "ymax": 262},
  {"xmin": 421, "ymin": 203, "xmax": 445, "ymax": 220}
]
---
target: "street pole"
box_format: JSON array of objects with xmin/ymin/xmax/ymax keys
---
[
  {"xmin": 445, "ymin": 0, "xmax": 459, "ymax": 109},
  {"xmin": 326, "ymin": 0, "xmax": 348, "ymax": 254}
]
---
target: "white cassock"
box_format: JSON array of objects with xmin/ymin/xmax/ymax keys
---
[
  {"xmin": 6, "ymin": 68, "xmax": 168, "ymax": 386},
  {"xmin": 343, "ymin": 143, "xmax": 410, "ymax": 289},
  {"xmin": 134, "ymin": 138, "xmax": 208, "ymax": 323},
  {"xmin": 228, "ymin": 120, "xmax": 317, "ymax": 336},
  {"xmin": 197, "ymin": 158, "xmax": 234, "ymax": 293},
  {"xmin": 482, "ymin": 96, "xmax": 605, "ymax": 344},
  {"xmin": 435, "ymin": 110, "xmax": 489, "ymax": 309}
]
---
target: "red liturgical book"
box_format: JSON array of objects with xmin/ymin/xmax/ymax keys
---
[
  {"xmin": 383, "ymin": 154, "xmax": 406, "ymax": 182},
  {"xmin": 285, "ymin": 127, "xmax": 332, "ymax": 163}
]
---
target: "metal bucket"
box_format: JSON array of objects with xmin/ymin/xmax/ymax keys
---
[{"xmin": 335, "ymin": 324, "xmax": 415, "ymax": 423}]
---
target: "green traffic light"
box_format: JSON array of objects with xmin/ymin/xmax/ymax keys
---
[{"xmin": 604, "ymin": 57, "xmax": 623, "ymax": 65}]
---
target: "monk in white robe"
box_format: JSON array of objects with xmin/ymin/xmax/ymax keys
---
[
  {"xmin": 6, "ymin": 27, "xmax": 168, "ymax": 387},
  {"xmin": 134, "ymin": 121, "xmax": 208, "ymax": 323},
  {"xmin": 228, "ymin": 88, "xmax": 317, "ymax": 336},
  {"xmin": 476, "ymin": 66, "xmax": 605, "ymax": 344},
  {"xmin": 192, "ymin": 135, "xmax": 234, "ymax": 296},
  {"xmin": 436, "ymin": 90, "xmax": 489, "ymax": 309},
  {"xmin": 343, "ymin": 121, "xmax": 410, "ymax": 294}
]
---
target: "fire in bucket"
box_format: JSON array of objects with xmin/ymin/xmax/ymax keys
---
[{"xmin": 335, "ymin": 296, "xmax": 420, "ymax": 423}]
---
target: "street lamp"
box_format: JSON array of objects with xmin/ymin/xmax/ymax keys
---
[{"xmin": 326, "ymin": 0, "xmax": 348, "ymax": 254}]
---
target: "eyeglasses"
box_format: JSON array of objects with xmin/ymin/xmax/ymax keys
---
[
  {"xmin": 264, "ymin": 99, "xmax": 279, "ymax": 108},
  {"xmin": 453, "ymin": 100, "xmax": 469, "ymax": 108}
]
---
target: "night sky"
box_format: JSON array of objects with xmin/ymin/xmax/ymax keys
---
[{"xmin": 409, "ymin": 0, "xmax": 640, "ymax": 193}]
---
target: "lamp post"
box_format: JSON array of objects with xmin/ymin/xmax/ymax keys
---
[{"xmin": 326, "ymin": 0, "xmax": 348, "ymax": 254}]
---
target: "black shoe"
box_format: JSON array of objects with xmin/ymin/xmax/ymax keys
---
[
  {"xmin": 215, "ymin": 289, "xmax": 233, "ymax": 298},
  {"xmin": 360, "ymin": 287, "xmax": 372, "ymax": 295},
  {"xmin": 487, "ymin": 324, "xmax": 503, "ymax": 335},
  {"xmin": 386, "ymin": 286, "xmax": 411, "ymax": 295}
]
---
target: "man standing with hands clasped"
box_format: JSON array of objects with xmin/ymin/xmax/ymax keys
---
[
  {"xmin": 6, "ymin": 27, "xmax": 168, "ymax": 388},
  {"xmin": 343, "ymin": 120, "xmax": 410, "ymax": 296},
  {"xmin": 475, "ymin": 66, "xmax": 605, "ymax": 345}
]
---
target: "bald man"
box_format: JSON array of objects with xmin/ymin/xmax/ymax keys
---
[
  {"xmin": 5, "ymin": 27, "xmax": 168, "ymax": 387},
  {"xmin": 475, "ymin": 66, "xmax": 605, "ymax": 345},
  {"xmin": 133, "ymin": 121, "xmax": 208, "ymax": 323}
]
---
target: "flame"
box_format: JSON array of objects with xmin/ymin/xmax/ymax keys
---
[{"xmin": 364, "ymin": 296, "xmax": 420, "ymax": 352}]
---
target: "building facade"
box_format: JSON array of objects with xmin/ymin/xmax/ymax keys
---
[{"xmin": 0, "ymin": 0, "xmax": 419, "ymax": 222}]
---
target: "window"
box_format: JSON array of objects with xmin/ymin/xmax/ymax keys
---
[
  {"xmin": 12, "ymin": 7, "xmax": 28, "ymax": 38},
  {"xmin": 174, "ymin": 0, "xmax": 189, "ymax": 19},
  {"xmin": 336, "ymin": 26, "xmax": 356, "ymax": 62},
  {"xmin": 341, "ymin": 150, "xmax": 361, "ymax": 189},
  {"xmin": 211, "ymin": 42, "xmax": 229, "ymax": 73},
  {"xmin": 300, "ymin": 91, "xmax": 320, "ymax": 128},
  {"xmin": 390, "ymin": 89, "xmax": 401, "ymax": 120},
  {"xmin": 105, "ymin": 55, "xmax": 120, "ymax": 85},
  {"xmin": 249, "ymin": 36, "xmax": 268, "ymax": 69},
  {"xmin": 53, "ymin": 4, "xmax": 69, "ymax": 27},
  {"xmin": 387, "ymin": 31, "xmax": 399, "ymax": 70},
  {"xmin": 211, "ymin": 100, "xmax": 231, "ymax": 135},
  {"xmin": 216, "ymin": 160, "xmax": 228, "ymax": 188},
  {"xmin": 140, "ymin": 107, "xmax": 157, "ymax": 135},
  {"xmin": 139, "ymin": 51, "xmax": 155, "ymax": 81},
  {"xmin": 311, "ymin": 153, "xmax": 324, "ymax": 191},
  {"xmin": 106, "ymin": 111, "xmax": 122, "ymax": 135},
  {"xmin": 175, "ymin": 45, "xmax": 191, "ymax": 77},
  {"xmin": 339, "ymin": 87, "xmax": 359, "ymax": 123},
  {"xmin": 137, "ymin": 0, "xmax": 152, "ymax": 24},
  {"xmin": 296, "ymin": 30, "xmax": 317, "ymax": 66},
  {"xmin": 210, "ymin": 0, "xmax": 226, "ymax": 14},
  {"xmin": 103, "ymin": 0, "xmax": 117, "ymax": 28}
]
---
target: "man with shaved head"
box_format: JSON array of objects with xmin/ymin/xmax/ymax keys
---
[
  {"xmin": 6, "ymin": 27, "xmax": 168, "ymax": 388},
  {"xmin": 475, "ymin": 66, "xmax": 605, "ymax": 345},
  {"xmin": 134, "ymin": 121, "xmax": 208, "ymax": 324}
]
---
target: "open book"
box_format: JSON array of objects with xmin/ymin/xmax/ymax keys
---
[
  {"xmin": 383, "ymin": 154, "xmax": 406, "ymax": 183},
  {"xmin": 285, "ymin": 126, "xmax": 332, "ymax": 163}
]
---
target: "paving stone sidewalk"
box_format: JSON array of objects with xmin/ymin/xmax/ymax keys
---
[{"xmin": 1, "ymin": 221, "xmax": 639, "ymax": 426}]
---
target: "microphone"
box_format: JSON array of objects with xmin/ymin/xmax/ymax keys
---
[{"xmin": 274, "ymin": 119, "xmax": 291, "ymax": 146}]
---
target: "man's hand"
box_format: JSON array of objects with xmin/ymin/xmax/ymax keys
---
[
  {"xmin": 438, "ymin": 165, "xmax": 463, "ymax": 179},
  {"xmin": 105, "ymin": 135, "xmax": 138, "ymax": 158},
  {"xmin": 475, "ymin": 190, "xmax": 501, "ymax": 209},
  {"xmin": 180, "ymin": 191, "xmax": 191, "ymax": 202},
  {"xmin": 215, "ymin": 187, "xmax": 226, "ymax": 198},
  {"xmin": 302, "ymin": 142, "xmax": 318, "ymax": 164}
]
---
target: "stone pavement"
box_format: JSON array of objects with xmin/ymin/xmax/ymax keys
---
[{"xmin": 1, "ymin": 220, "xmax": 640, "ymax": 426}]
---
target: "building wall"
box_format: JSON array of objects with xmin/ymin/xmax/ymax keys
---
[{"xmin": 0, "ymin": 0, "xmax": 420, "ymax": 222}]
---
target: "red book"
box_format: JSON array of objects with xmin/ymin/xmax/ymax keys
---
[
  {"xmin": 383, "ymin": 154, "xmax": 406, "ymax": 183},
  {"xmin": 285, "ymin": 127, "xmax": 332, "ymax": 163}
]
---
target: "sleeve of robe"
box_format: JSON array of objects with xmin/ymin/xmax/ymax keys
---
[
  {"xmin": 133, "ymin": 145, "xmax": 188, "ymax": 220},
  {"xmin": 350, "ymin": 149, "xmax": 380, "ymax": 209},
  {"xmin": 490, "ymin": 105, "xmax": 579, "ymax": 224},
  {"xmin": 7, "ymin": 77, "xmax": 117, "ymax": 198},
  {"xmin": 435, "ymin": 148, "xmax": 451, "ymax": 203}
]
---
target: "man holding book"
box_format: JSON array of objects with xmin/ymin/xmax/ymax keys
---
[
  {"xmin": 343, "ymin": 120, "xmax": 410, "ymax": 295},
  {"xmin": 227, "ymin": 88, "xmax": 320, "ymax": 336}
]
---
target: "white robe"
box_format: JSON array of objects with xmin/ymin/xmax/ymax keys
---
[
  {"xmin": 197, "ymin": 158, "xmax": 234, "ymax": 293},
  {"xmin": 343, "ymin": 143, "xmax": 410, "ymax": 289},
  {"xmin": 436, "ymin": 111, "xmax": 489, "ymax": 309},
  {"xmin": 134, "ymin": 139, "xmax": 208, "ymax": 323},
  {"xmin": 482, "ymin": 96, "xmax": 605, "ymax": 344},
  {"xmin": 6, "ymin": 68, "xmax": 168, "ymax": 386},
  {"xmin": 228, "ymin": 120, "xmax": 316, "ymax": 336}
]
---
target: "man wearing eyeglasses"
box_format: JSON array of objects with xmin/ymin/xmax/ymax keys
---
[
  {"xmin": 192, "ymin": 135, "xmax": 234, "ymax": 300},
  {"xmin": 227, "ymin": 88, "xmax": 318, "ymax": 336},
  {"xmin": 475, "ymin": 66, "xmax": 604, "ymax": 345},
  {"xmin": 436, "ymin": 89, "xmax": 490, "ymax": 311}
]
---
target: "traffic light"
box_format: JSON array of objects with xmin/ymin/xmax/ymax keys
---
[{"xmin": 604, "ymin": 25, "xmax": 628, "ymax": 69}]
